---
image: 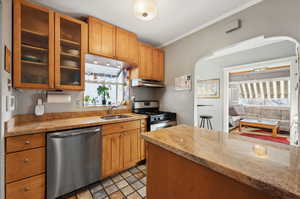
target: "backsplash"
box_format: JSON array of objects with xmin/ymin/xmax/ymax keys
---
[{"xmin": 14, "ymin": 87, "xmax": 159, "ymax": 115}]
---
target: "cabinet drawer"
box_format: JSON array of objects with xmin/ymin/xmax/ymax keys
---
[
  {"xmin": 6, "ymin": 148, "xmax": 45, "ymax": 183},
  {"xmin": 6, "ymin": 133, "xmax": 45, "ymax": 153},
  {"xmin": 6, "ymin": 174, "xmax": 45, "ymax": 199},
  {"xmin": 102, "ymin": 121, "xmax": 140, "ymax": 135}
]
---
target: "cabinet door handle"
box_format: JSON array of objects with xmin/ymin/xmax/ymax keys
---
[
  {"xmin": 23, "ymin": 158, "xmax": 29, "ymax": 163},
  {"xmin": 24, "ymin": 140, "xmax": 30, "ymax": 145}
]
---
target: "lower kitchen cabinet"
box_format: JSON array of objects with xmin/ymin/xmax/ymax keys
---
[
  {"xmin": 101, "ymin": 120, "xmax": 146, "ymax": 178},
  {"xmin": 102, "ymin": 133, "xmax": 123, "ymax": 178},
  {"xmin": 6, "ymin": 174, "xmax": 45, "ymax": 199},
  {"xmin": 123, "ymin": 129, "xmax": 140, "ymax": 168}
]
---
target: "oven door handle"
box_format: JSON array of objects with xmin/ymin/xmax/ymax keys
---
[{"xmin": 150, "ymin": 121, "xmax": 177, "ymax": 131}]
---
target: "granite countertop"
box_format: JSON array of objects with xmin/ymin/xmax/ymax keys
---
[
  {"xmin": 6, "ymin": 113, "xmax": 147, "ymax": 137},
  {"xmin": 142, "ymin": 125, "xmax": 300, "ymax": 199}
]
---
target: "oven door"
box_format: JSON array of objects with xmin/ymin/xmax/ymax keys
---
[{"xmin": 150, "ymin": 121, "xmax": 177, "ymax": 131}]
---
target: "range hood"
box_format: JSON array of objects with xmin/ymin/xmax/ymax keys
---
[{"xmin": 131, "ymin": 79, "xmax": 164, "ymax": 88}]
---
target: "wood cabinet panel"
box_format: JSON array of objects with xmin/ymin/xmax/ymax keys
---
[
  {"xmin": 88, "ymin": 17, "xmax": 116, "ymax": 58},
  {"xmin": 6, "ymin": 148, "xmax": 45, "ymax": 183},
  {"xmin": 6, "ymin": 174, "xmax": 45, "ymax": 199},
  {"xmin": 152, "ymin": 48, "xmax": 164, "ymax": 81},
  {"xmin": 102, "ymin": 120, "xmax": 140, "ymax": 135},
  {"xmin": 102, "ymin": 133, "xmax": 123, "ymax": 178},
  {"xmin": 116, "ymin": 27, "xmax": 139, "ymax": 66},
  {"xmin": 13, "ymin": 0, "xmax": 55, "ymax": 89},
  {"xmin": 138, "ymin": 43, "xmax": 153, "ymax": 79},
  {"xmin": 123, "ymin": 129, "xmax": 140, "ymax": 168},
  {"xmin": 6, "ymin": 133, "xmax": 45, "ymax": 153},
  {"xmin": 54, "ymin": 13, "xmax": 87, "ymax": 90}
]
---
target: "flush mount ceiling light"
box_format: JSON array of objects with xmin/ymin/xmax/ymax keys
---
[{"xmin": 134, "ymin": 0, "xmax": 158, "ymax": 21}]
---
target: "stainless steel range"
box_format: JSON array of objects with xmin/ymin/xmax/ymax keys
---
[{"xmin": 132, "ymin": 100, "xmax": 177, "ymax": 131}]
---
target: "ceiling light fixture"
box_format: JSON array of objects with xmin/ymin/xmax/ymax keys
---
[{"xmin": 133, "ymin": 0, "xmax": 157, "ymax": 21}]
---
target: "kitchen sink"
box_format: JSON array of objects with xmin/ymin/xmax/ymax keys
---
[{"xmin": 100, "ymin": 115, "xmax": 132, "ymax": 120}]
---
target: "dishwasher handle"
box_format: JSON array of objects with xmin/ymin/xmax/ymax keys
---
[{"xmin": 49, "ymin": 127, "xmax": 101, "ymax": 138}]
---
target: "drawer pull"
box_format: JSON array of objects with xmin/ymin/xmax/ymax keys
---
[
  {"xmin": 23, "ymin": 158, "xmax": 29, "ymax": 163},
  {"xmin": 24, "ymin": 140, "xmax": 31, "ymax": 145},
  {"xmin": 23, "ymin": 187, "xmax": 30, "ymax": 192}
]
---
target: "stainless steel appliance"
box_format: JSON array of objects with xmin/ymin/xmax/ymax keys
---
[
  {"xmin": 47, "ymin": 126, "xmax": 101, "ymax": 199},
  {"xmin": 132, "ymin": 100, "xmax": 177, "ymax": 131},
  {"xmin": 131, "ymin": 79, "xmax": 165, "ymax": 88}
]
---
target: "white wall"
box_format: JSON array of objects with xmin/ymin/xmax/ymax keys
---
[{"xmin": 158, "ymin": 0, "xmax": 300, "ymax": 126}]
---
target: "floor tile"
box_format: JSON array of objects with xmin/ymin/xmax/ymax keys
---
[
  {"xmin": 131, "ymin": 181, "xmax": 144, "ymax": 190},
  {"xmin": 121, "ymin": 171, "xmax": 132, "ymax": 178},
  {"xmin": 92, "ymin": 189, "xmax": 107, "ymax": 199},
  {"xmin": 109, "ymin": 191, "xmax": 125, "ymax": 199},
  {"xmin": 127, "ymin": 191, "xmax": 142, "ymax": 199},
  {"xmin": 104, "ymin": 184, "xmax": 118, "ymax": 195},
  {"xmin": 116, "ymin": 179, "xmax": 129, "ymax": 189},
  {"xmin": 125, "ymin": 175, "xmax": 138, "ymax": 184},
  {"xmin": 112, "ymin": 174, "xmax": 123, "ymax": 183},
  {"xmin": 134, "ymin": 172, "xmax": 145, "ymax": 180},
  {"xmin": 140, "ymin": 177, "xmax": 146, "ymax": 185},
  {"xmin": 137, "ymin": 165, "xmax": 146, "ymax": 171},
  {"xmin": 137, "ymin": 187, "xmax": 146, "ymax": 197},
  {"xmin": 90, "ymin": 183, "xmax": 103, "ymax": 194},
  {"xmin": 129, "ymin": 167, "xmax": 140, "ymax": 174},
  {"xmin": 121, "ymin": 185, "xmax": 135, "ymax": 196},
  {"xmin": 101, "ymin": 178, "xmax": 114, "ymax": 188},
  {"xmin": 77, "ymin": 190, "xmax": 93, "ymax": 199}
]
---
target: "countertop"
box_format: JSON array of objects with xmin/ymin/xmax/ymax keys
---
[
  {"xmin": 142, "ymin": 125, "xmax": 300, "ymax": 199},
  {"xmin": 6, "ymin": 113, "xmax": 147, "ymax": 137}
]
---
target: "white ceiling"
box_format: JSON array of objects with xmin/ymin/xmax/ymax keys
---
[{"xmin": 32, "ymin": 0, "xmax": 263, "ymax": 47}]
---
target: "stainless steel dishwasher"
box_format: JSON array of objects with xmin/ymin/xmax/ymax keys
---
[{"xmin": 47, "ymin": 126, "xmax": 101, "ymax": 199}]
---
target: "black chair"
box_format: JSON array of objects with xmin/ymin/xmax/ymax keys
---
[{"xmin": 199, "ymin": 115, "xmax": 213, "ymax": 130}]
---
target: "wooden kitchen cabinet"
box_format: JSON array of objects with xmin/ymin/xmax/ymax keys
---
[
  {"xmin": 13, "ymin": 0, "xmax": 87, "ymax": 90},
  {"xmin": 102, "ymin": 133, "xmax": 123, "ymax": 178},
  {"xmin": 54, "ymin": 13, "xmax": 88, "ymax": 90},
  {"xmin": 88, "ymin": 17, "xmax": 116, "ymax": 58},
  {"xmin": 131, "ymin": 42, "xmax": 165, "ymax": 81},
  {"xmin": 101, "ymin": 120, "xmax": 144, "ymax": 178},
  {"xmin": 13, "ymin": 0, "xmax": 54, "ymax": 89},
  {"xmin": 152, "ymin": 48, "xmax": 165, "ymax": 81},
  {"xmin": 116, "ymin": 27, "xmax": 139, "ymax": 66},
  {"xmin": 123, "ymin": 129, "xmax": 140, "ymax": 168}
]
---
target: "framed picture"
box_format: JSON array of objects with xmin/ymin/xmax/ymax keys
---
[
  {"xmin": 175, "ymin": 74, "xmax": 192, "ymax": 91},
  {"xmin": 5, "ymin": 46, "xmax": 11, "ymax": 73},
  {"xmin": 197, "ymin": 79, "xmax": 220, "ymax": 98}
]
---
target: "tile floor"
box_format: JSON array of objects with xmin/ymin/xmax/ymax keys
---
[{"xmin": 66, "ymin": 164, "xmax": 147, "ymax": 199}]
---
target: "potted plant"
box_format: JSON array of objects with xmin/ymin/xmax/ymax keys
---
[
  {"xmin": 84, "ymin": 95, "xmax": 91, "ymax": 105},
  {"xmin": 97, "ymin": 85, "xmax": 110, "ymax": 105}
]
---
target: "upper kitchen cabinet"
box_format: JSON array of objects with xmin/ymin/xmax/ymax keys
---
[
  {"xmin": 152, "ymin": 48, "xmax": 164, "ymax": 81},
  {"xmin": 54, "ymin": 13, "xmax": 88, "ymax": 90},
  {"xmin": 131, "ymin": 42, "xmax": 164, "ymax": 81},
  {"xmin": 137, "ymin": 42, "xmax": 153, "ymax": 80},
  {"xmin": 13, "ymin": 0, "xmax": 54, "ymax": 89},
  {"xmin": 116, "ymin": 27, "xmax": 139, "ymax": 66},
  {"xmin": 88, "ymin": 17, "xmax": 116, "ymax": 58}
]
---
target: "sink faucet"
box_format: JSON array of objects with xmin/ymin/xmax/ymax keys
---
[{"xmin": 107, "ymin": 105, "xmax": 119, "ymax": 115}]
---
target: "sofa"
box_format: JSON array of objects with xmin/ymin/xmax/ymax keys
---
[{"xmin": 229, "ymin": 105, "xmax": 290, "ymax": 132}]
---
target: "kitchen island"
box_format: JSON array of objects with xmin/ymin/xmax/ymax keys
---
[{"xmin": 142, "ymin": 125, "xmax": 300, "ymax": 199}]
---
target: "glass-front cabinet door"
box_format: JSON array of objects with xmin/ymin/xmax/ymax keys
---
[
  {"xmin": 13, "ymin": 0, "xmax": 54, "ymax": 89},
  {"xmin": 54, "ymin": 13, "xmax": 87, "ymax": 90}
]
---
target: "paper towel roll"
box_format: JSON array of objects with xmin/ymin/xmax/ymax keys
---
[{"xmin": 47, "ymin": 94, "xmax": 71, "ymax": 103}]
